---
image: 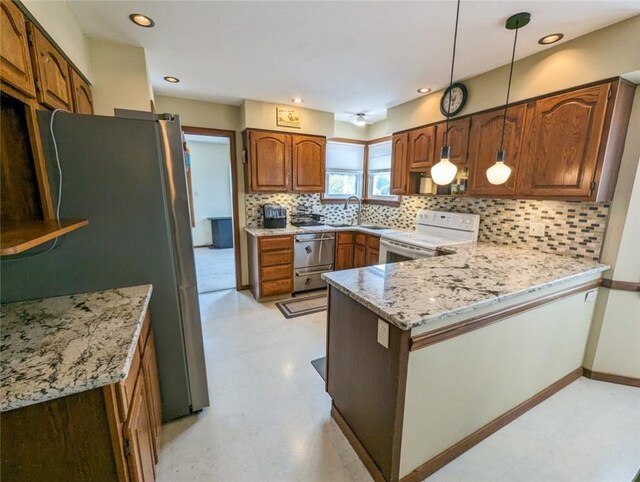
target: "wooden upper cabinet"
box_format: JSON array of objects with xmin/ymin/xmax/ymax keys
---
[
  {"xmin": 467, "ymin": 104, "xmax": 528, "ymax": 196},
  {"xmin": 292, "ymin": 134, "xmax": 325, "ymax": 192},
  {"xmin": 70, "ymin": 68, "xmax": 93, "ymax": 114},
  {"xmin": 0, "ymin": 0, "xmax": 36, "ymax": 97},
  {"xmin": 408, "ymin": 125, "xmax": 437, "ymax": 170},
  {"xmin": 390, "ymin": 132, "xmax": 409, "ymax": 194},
  {"xmin": 248, "ymin": 130, "xmax": 291, "ymax": 192},
  {"xmin": 518, "ymin": 83, "xmax": 610, "ymax": 198},
  {"xmin": 435, "ymin": 117, "xmax": 471, "ymax": 166},
  {"xmin": 29, "ymin": 25, "xmax": 73, "ymax": 110}
]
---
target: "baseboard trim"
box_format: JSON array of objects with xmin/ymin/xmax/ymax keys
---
[
  {"xmin": 583, "ymin": 368, "xmax": 640, "ymax": 387},
  {"xmin": 400, "ymin": 367, "xmax": 583, "ymax": 482},
  {"xmin": 331, "ymin": 404, "xmax": 387, "ymax": 482}
]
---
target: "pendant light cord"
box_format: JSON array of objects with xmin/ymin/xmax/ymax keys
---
[
  {"xmin": 444, "ymin": 0, "xmax": 461, "ymax": 146},
  {"xmin": 499, "ymin": 24, "xmax": 519, "ymax": 152}
]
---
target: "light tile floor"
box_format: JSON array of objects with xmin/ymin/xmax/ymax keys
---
[
  {"xmin": 157, "ymin": 289, "xmax": 640, "ymax": 482},
  {"xmin": 194, "ymin": 247, "xmax": 236, "ymax": 293}
]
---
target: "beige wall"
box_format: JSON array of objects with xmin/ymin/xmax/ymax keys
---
[
  {"xmin": 584, "ymin": 86, "xmax": 640, "ymax": 378},
  {"xmin": 88, "ymin": 38, "xmax": 154, "ymax": 116},
  {"xmin": 21, "ymin": 0, "xmax": 93, "ymax": 80},
  {"xmin": 333, "ymin": 120, "xmax": 368, "ymax": 140},
  {"xmin": 387, "ymin": 15, "xmax": 640, "ymax": 133},
  {"xmin": 241, "ymin": 99, "xmax": 334, "ymax": 136}
]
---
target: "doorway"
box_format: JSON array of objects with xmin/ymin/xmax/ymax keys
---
[{"xmin": 183, "ymin": 126, "xmax": 241, "ymax": 293}]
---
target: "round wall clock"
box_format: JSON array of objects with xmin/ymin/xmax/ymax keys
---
[{"xmin": 440, "ymin": 82, "xmax": 468, "ymax": 117}]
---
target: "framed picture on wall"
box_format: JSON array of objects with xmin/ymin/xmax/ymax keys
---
[{"xmin": 276, "ymin": 107, "xmax": 301, "ymax": 128}]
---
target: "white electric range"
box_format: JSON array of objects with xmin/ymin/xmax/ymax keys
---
[{"xmin": 379, "ymin": 210, "xmax": 480, "ymax": 263}]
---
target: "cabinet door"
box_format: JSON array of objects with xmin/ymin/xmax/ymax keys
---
[
  {"xmin": 0, "ymin": 0, "xmax": 36, "ymax": 97},
  {"xmin": 70, "ymin": 67, "xmax": 93, "ymax": 114},
  {"xmin": 142, "ymin": 331, "xmax": 162, "ymax": 463},
  {"xmin": 292, "ymin": 135, "xmax": 325, "ymax": 192},
  {"xmin": 519, "ymin": 84, "xmax": 609, "ymax": 198},
  {"xmin": 435, "ymin": 117, "xmax": 471, "ymax": 166},
  {"xmin": 390, "ymin": 133, "xmax": 409, "ymax": 194},
  {"xmin": 408, "ymin": 125, "xmax": 436, "ymax": 170},
  {"xmin": 366, "ymin": 248, "xmax": 379, "ymax": 266},
  {"xmin": 29, "ymin": 26, "xmax": 73, "ymax": 110},
  {"xmin": 248, "ymin": 131, "xmax": 291, "ymax": 192},
  {"xmin": 354, "ymin": 244, "xmax": 367, "ymax": 268},
  {"xmin": 124, "ymin": 371, "xmax": 156, "ymax": 482},
  {"xmin": 335, "ymin": 243, "xmax": 354, "ymax": 270},
  {"xmin": 467, "ymin": 104, "xmax": 528, "ymax": 196}
]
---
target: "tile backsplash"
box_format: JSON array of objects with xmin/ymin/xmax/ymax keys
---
[{"xmin": 245, "ymin": 193, "xmax": 609, "ymax": 261}]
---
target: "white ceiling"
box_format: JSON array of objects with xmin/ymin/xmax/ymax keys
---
[{"xmin": 69, "ymin": 1, "xmax": 640, "ymax": 123}]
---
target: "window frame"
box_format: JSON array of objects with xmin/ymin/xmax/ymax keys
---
[{"xmin": 321, "ymin": 136, "xmax": 400, "ymax": 206}]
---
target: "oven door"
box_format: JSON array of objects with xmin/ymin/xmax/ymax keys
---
[{"xmin": 379, "ymin": 239, "xmax": 436, "ymax": 264}]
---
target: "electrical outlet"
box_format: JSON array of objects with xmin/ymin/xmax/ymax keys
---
[
  {"xmin": 529, "ymin": 222, "xmax": 546, "ymax": 237},
  {"xmin": 377, "ymin": 319, "xmax": 389, "ymax": 349},
  {"xmin": 585, "ymin": 290, "xmax": 597, "ymax": 302}
]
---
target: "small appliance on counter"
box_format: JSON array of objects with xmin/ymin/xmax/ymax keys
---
[
  {"xmin": 290, "ymin": 209, "xmax": 325, "ymax": 227},
  {"xmin": 262, "ymin": 203, "xmax": 287, "ymax": 228}
]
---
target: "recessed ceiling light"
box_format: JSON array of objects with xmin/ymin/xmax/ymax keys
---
[
  {"xmin": 164, "ymin": 76, "xmax": 180, "ymax": 83},
  {"xmin": 292, "ymin": 97, "xmax": 303, "ymax": 104},
  {"xmin": 417, "ymin": 87, "xmax": 432, "ymax": 94},
  {"xmin": 538, "ymin": 33, "xmax": 563, "ymax": 45},
  {"xmin": 129, "ymin": 13, "xmax": 155, "ymax": 28}
]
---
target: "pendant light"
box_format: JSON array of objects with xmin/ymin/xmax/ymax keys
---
[
  {"xmin": 431, "ymin": 0, "xmax": 461, "ymax": 186},
  {"xmin": 487, "ymin": 12, "xmax": 530, "ymax": 185}
]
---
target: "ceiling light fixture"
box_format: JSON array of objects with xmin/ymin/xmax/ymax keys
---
[
  {"xmin": 164, "ymin": 76, "xmax": 180, "ymax": 83},
  {"xmin": 486, "ymin": 12, "xmax": 531, "ymax": 186},
  {"xmin": 431, "ymin": 0, "xmax": 462, "ymax": 186},
  {"xmin": 538, "ymin": 33, "xmax": 563, "ymax": 45},
  {"xmin": 353, "ymin": 113, "xmax": 367, "ymax": 127},
  {"xmin": 129, "ymin": 13, "xmax": 155, "ymax": 28},
  {"xmin": 417, "ymin": 87, "xmax": 432, "ymax": 94},
  {"xmin": 292, "ymin": 97, "xmax": 303, "ymax": 104}
]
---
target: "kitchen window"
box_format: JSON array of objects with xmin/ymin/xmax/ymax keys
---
[
  {"xmin": 366, "ymin": 140, "xmax": 397, "ymax": 200},
  {"xmin": 324, "ymin": 141, "xmax": 365, "ymax": 199}
]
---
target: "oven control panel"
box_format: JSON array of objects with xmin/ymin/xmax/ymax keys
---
[{"xmin": 415, "ymin": 210, "xmax": 479, "ymax": 233}]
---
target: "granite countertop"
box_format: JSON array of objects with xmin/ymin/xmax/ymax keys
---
[
  {"xmin": 0, "ymin": 285, "xmax": 153, "ymax": 412},
  {"xmin": 245, "ymin": 224, "xmax": 402, "ymax": 237},
  {"xmin": 322, "ymin": 244, "xmax": 608, "ymax": 331}
]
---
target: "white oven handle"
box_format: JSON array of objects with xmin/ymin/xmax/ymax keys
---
[{"xmin": 380, "ymin": 239, "xmax": 435, "ymax": 258}]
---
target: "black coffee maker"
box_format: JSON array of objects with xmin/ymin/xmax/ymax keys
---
[{"xmin": 262, "ymin": 203, "xmax": 287, "ymax": 228}]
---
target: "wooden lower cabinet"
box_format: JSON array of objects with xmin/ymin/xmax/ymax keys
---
[
  {"xmin": 0, "ymin": 310, "xmax": 162, "ymax": 482},
  {"xmin": 335, "ymin": 232, "xmax": 380, "ymax": 270},
  {"xmin": 248, "ymin": 233, "xmax": 293, "ymax": 300}
]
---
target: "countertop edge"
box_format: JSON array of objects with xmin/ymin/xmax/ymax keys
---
[{"xmin": 324, "ymin": 265, "xmax": 609, "ymax": 331}]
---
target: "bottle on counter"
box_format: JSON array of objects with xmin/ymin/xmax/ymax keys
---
[{"xmin": 459, "ymin": 168, "xmax": 469, "ymax": 194}]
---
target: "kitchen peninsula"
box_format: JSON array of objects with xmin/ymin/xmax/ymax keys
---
[
  {"xmin": 322, "ymin": 245, "xmax": 609, "ymax": 482},
  {"xmin": 0, "ymin": 285, "xmax": 161, "ymax": 482}
]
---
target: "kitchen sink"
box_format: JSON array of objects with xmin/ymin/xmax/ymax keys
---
[
  {"xmin": 358, "ymin": 225, "xmax": 387, "ymax": 230},
  {"xmin": 327, "ymin": 223, "xmax": 388, "ymax": 230},
  {"xmin": 328, "ymin": 223, "xmax": 352, "ymax": 227}
]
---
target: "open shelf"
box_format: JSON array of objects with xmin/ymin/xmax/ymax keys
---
[{"xmin": 0, "ymin": 219, "xmax": 88, "ymax": 256}]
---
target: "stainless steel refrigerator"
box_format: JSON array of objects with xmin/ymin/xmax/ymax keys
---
[{"xmin": 0, "ymin": 110, "xmax": 209, "ymax": 421}]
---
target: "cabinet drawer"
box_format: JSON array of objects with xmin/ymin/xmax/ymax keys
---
[
  {"xmin": 261, "ymin": 264, "xmax": 292, "ymax": 282},
  {"xmin": 117, "ymin": 344, "xmax": 141, "ymax": 421},
  {"xmin": 355, "ymin": 234, "xmax": 367, "ymax": 246},
  {"xmin": 260, "ymin": 249, "xmax": 292, "ymax": 267},
  {"xmin": 368, "ymin": 236, "xmax": 380, "ymax": 250},
  {"xmin": 259, "ymin": 236, "xmax": 292, "ymax": 251},
  {"xmin": 337, "ymin": 232, "xmax": 354, "ymax": 245},
  {"xmin": 261, "ymin": 278, "xmax": 293, "ymax": 297}
]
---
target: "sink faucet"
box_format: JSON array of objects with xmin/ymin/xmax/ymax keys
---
[{"xmin": 343, "ymin": 196, "xmax": 362, "ymax": 225}]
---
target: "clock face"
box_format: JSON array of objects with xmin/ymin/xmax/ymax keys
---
[{"xmin": 440, "ymin": 83, "xmax": 468, "ymax": 117}]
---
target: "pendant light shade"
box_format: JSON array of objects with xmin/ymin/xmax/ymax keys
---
[
  {"xmin": 432, "ymin": 146, "xmax": 458, "ymax": 185},
  {"xmin": 486, "ymin": 12, "xmax": 530, "ymax": 186},
  {"xmin": 486, "ymin": 149, "xmax": 512, "ymax": 185}
]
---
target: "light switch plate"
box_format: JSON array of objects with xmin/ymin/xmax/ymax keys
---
[
  {"xmin": 529, "ymin": 222, "xmax": 546, "ymax": 237},
  {"xmin": 377, "ymin": 319, "xmax": 389, "ymax": 349}
]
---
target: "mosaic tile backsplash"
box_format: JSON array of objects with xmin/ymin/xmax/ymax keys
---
[{"xmin": 245, "ymin": 193, "xmax": 609, "ymax": 261}]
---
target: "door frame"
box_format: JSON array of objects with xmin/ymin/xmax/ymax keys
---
[{"xmin": 182, "ymin": 125, "xmax": 242, "ymax": 291}]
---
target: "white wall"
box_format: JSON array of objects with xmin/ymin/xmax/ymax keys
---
[
  {"xmin": 88, "ymin": 38, "xmax": 154, "ymax": 116},
  {"xmin": 188, "ymin": 140, "xmax": 233, "ymax": 246},
  {"xmin": 242, "ymin": 99, "xmax": 334, "ymax": 136},
  {"xmin": 21, "ymin": 0, "xmax": 93, "ymax": 80}
]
